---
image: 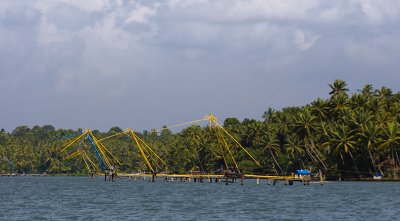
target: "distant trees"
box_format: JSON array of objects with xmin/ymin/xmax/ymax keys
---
[{"xmin": 1, "ymin": 80, "xmax": 400, "ymax": 179}]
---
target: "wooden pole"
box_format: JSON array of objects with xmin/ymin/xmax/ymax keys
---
[{"xmin": 319, "ymin": 169, "xmax": 324, "ymax": 185}]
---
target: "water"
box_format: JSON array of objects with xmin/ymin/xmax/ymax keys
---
[{"xmin": 0, "ymin": 177, "xmax": 399, "ymax": 220}]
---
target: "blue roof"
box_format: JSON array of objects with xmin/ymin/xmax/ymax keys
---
[{"xmin": 296, "ymin": 169, "xmax": 311, "ymax": 175}]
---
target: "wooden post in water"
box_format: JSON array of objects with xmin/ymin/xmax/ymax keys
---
[
  {"xmin": 240, "ymin": 175, "xmax": 244, "ymax": 185},
  {"xmin": 319, "ymin": 169, "xmax": 324, "ymax": 185},
  {"xmin": 256, "ymin": 177, "xmax": 259, "ymax": 185},
  {"xmin": 151, "ymin": 173, "xmax": 155, "ymax": 182}
]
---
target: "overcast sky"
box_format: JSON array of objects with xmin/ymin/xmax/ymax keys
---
[{"xmin": 1, "ymin": 0, "xmax": 399, "ymax": 132}]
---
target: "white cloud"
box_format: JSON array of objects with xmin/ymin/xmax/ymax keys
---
[
  {"xmin": 228, "ymin": 0, "xmax": 319, "ymax": 21},
  {"xmin": 1, "ymin": 0, "xmax": 400, "ymax": 131},
  {"xmin": 293, "ymin": 30, "xmax": 320, "ymax": 50},
  {"xmin": 125, "ymin": 3, "xmax": 158, "ymax": 24},
  {"xmin": 60, "ymin": 0, "xmax": 108, "ymax": 12},
  {"xmin": 37, "ymin": 21, "xmax": 67, "ymax": 44},
  {"xmin": 359, "ymin": 0, "xmax": 400, "ymax": 25},
  {"xmin": 83, "ymin": 13, "xmax": 131, "ymax": 50},
  {"xmin": 318, "ymin": 6, "xmax": 341, "ymax": 22},
  {"xmin": 360, "ymin": 1, "xmax": 383, "ymax": 24},
  {"xmin": 168, "ymin": 0, "xmax": 209, "ymax": 9}
]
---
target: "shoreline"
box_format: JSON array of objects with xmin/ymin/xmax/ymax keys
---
[{"xmin": 2, "ymin": 173, "xmax": 400, "ymax": 182}]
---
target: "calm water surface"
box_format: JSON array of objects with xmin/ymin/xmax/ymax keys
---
[{"xmin": 0, "ymin": 177, "xmax": 399, "ymax": 220}]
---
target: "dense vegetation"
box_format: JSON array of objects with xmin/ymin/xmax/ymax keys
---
[{"xmin": 1, "ymin": 80, "xmax": 400, "ymax": 179}]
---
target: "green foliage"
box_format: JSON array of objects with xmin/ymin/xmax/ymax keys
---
[{"xmin": 2, "ymin": 80, "xmax": 400, "ymax": 179}]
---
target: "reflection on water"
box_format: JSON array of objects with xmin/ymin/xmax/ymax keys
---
[{"xmin": 0, "ymin": 177, "xmax": 399, "ymax": 220}]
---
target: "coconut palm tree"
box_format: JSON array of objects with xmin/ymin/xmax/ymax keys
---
[
  {"xmin": 325, "ymin": 124, "xmax": 358, "ymax": 175},
  {"xmin": 311, "ymin": 98, "xmax": 330, "ymax": 121},
  {"xmin": 329, "ymin": 79, "xmax": 349, "ymax": 98},
  {"xmin": 262, "ymin": 107, "xmax": 277, "ymax": 125},
  {"xmin": 254, "ymin": 125, "xmax": 282, "ymax": 174},
  {"xmin": 360, "ymin": 122, "xmax": 382, "ymax": 175},
  {"xmin": 379, "ymin": 122, "xmax": 400, "ymax": 179},
  {"xmin": 329, "ymin": 93, "xmax": 350, "ymax": 121},
  {"xmin": 292, "ymin": 107, "xmax": 327, "ymax": 171},
  {"xmin": 359, "ymin": 84, "xmax": 374, "ymax": 96},
  {"xmin": 285, "ymin": 134, "xmax": 306, "ymax": 170},
  {"xmin": 350, "ymin": 93, "xmax": 369, "ymax": 112}
]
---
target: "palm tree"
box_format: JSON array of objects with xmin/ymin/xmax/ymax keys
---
[
  {"xmin": 351, "ymin": 109, "xmax": 373, "ymax": 132},
  {"xmin": 360, "ymin": 84, "xmax": 374, "ymax": 96},
  {"xmin": 240, "ymin": 119, "xmax": 260, "ymax": 147},
  {"xmin": 360, "ymin": 122, "xmax": 382, "ymax": 175},
  {"xmin": 379, "ymin": 122, "xmax": 400, "ymax": 179},
  {"xmin": 329, "ymin": 93, "xmax": 350, "ymax": 121},
  {"xmin": 285, "ymin": 134, "xmax": 306, "ymax": 170},
  {"xmin": 254, "ymin": 125, "xmax": 282, "ymax": 174},
  {"xmin": 329, "ymin": 79, "xmax": 349, "ymax": 98},
  {"xmin": 311, "ymin": 98, "xmax": 329, "ymax": 121},
  {"xmin": 324, "ymin": 124, "xmax": 358, "ymax": 176},
  {"xmin": 376, "ymin": 86, "xmax": 393, "ymax": 111},
  {"xmin": 292, "ymin": 107, "xmax": 327, "ymax": 171},
  {"xmin": 262, "ymin": 108, "xmax": 277, "ymax": 125},
  {"xmin": 350, "ymin": 93, "xmax": 369, "ymax": 112}
]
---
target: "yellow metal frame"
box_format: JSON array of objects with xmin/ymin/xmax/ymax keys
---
[
  {"xmin": 63, "ymin": 148, "xmax": 100, "ymax": 173},
  {"xmin": 59, "ymin": 114, "xmax": 261, "ymax": 177},
  {"xmin": 59, "ymin": 129, "xmax": 120, "ymax": 173},
  {"xmin": 205, "ymin": 114, "xmax": 261, "ymax": 171},
  {"xmin": 146, "ymin": 113, "xmax": 261, "ymax": 174},
  {"xmin": 98, "ymin": 128, "xmax": 167, "ymax": 174}
]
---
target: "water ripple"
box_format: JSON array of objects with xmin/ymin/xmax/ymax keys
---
[{"xmin": 1, "ymin": 177, "xmax": 399, "ymax": 220}]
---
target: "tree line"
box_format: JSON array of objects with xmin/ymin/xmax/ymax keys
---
[{"xmin": 1, "ymin": 80, "xmax": 400, "ymax": 179}]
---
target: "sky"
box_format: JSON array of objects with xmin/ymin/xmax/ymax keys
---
[{"xmin": 0, "ymin": 0, "xmax": 400, "ymax": 132}]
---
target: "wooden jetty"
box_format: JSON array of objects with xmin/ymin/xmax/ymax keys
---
[{"xmin": 117, "ymin": 172, "xmax": 317, "ymax": 185}]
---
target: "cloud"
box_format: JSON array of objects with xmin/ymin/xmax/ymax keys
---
[
  {"xmin": 293, "ymin": 30, "xmax": 320, "ymax": 50},
  {"xmin": 47, "ymin": 2, "xmax": 94, "ymax": 31},
  {"xmin": 125, "ymin": 3, "xmax": 158, "ymax": 24},
  {"xmin": 0, "ymin": 0, "xmax": 400, "ymax": 131},
  {"xmin": 4, "ymin": 6, "xmax": 40, "ymax": 28},
  {"xmin": 359, "ymin": 0, "xmax": 400, "ymax": 25},
  {"xmin": 344, "ymin": 34, "xmax": 400, "ymax": 66},
  {"xmin": 84, "ymin": 13, "xmax": 131, "ymax": 50}
]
